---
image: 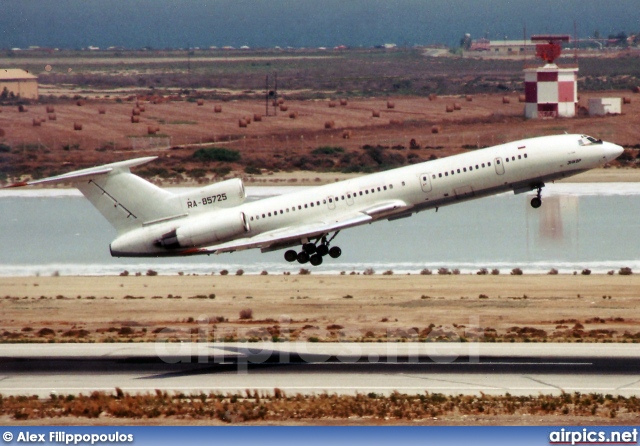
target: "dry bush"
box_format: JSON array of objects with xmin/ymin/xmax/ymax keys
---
[
  {"xmin": 382, "ymin": 270, "xmax": 394, "ymax": 275},
  {"xmin": 363, "ymin": 268, "xmax": 375, "ymax": 276},
  {"xmin": 132, "ymin": 108, "xmax": 141, "ymax": 116},
  {"xmin": 437, "ymin": 268, "xmax": 450, "ymax": 275},
  {"xmin": 428, "ymin": 93, "xmax": 438, "ymax": 101},
  {"xmin": 76, "ymin": 100, "xmax": 84, "ymax": 106},
  {"xmin": 98, "ymin": 107, "xmax": 106, "ymax": 114},
  {"xmin": 623, "ymin": 97, "xmax": 631, "ymax": 104},
  {"xmin": 619, "ymin": 267, "xmax": 633, "ymax": 275},
  {"xmin": 581, "ymin": 269, "xmax": 592, "ymax": 275},
  {"xmin": 220, "ymin": 269, "xmax": 229, "ymax": 275},
  {"xmin": 491, "ymin": 268, "xmax": 500, "ymax": 275},
  {"xmin": 145, "ymin": 269, "xmax": 158, "ymax": 276},
  {"xmin": 420, "ymin": 268, "xmax": 432, "ymax": 275},
  {"xmin": 289, "ymin": 111, "xmax": 298, "ymax": 119},
  {"xmin": 18, "ymin": 105, "xmax": 27, "ymax": 112},
  {"xmin": 260, "ymin": 270, "xmax": 268, "ymax": 275},
  {"xmin": 476, "ymin": 268, "xmax": 488, "ymax": 275},
  {"xmin": 518, "ymin": 94, "xmax": 526, "ymax": 102},
  {"xmin": 548, "ymin": 268, "xmax": 559, "ymax": 275},
  {"xmin": 298, "ymin": 268, "xmax": 311, "ymax": 275},
  {"xmin": 465, "ymin": 95, "xmax": 473, "ymax": 101},
  {"xmin": 510, "ymin": 268, "xmax": 523, "ymax": 275},
  {"xmin": 279, "ymin": 104, "xmax": 288, "ymax": 112},
  {"xmin": 342, "ymin": 130, "xmax": 352, "ymax": 139},
  {"xmin": 236, "ymin": 269, "xmax": 244, "ymax": 276}
]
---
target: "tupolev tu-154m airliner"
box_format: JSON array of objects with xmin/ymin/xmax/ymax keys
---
[{"xmin": 8, "ymin": 134, "xmax": 623, "ymax": 266}]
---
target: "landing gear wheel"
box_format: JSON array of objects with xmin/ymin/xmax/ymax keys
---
[
  {"xmin": 316, "ymin": 244, "xmax": 329, "ymax": 257},
  {"xmin": 328, "ymin": 246, "xmax": 342, "ymax": 259},
  {"xmin": 297, "ymin": 251, "xmax": 310, "ymax": 264},
  {"xmin": 309, "ymin": 254, "xmax": 323, "ymax": 266},
  {"xmin": 530, "ymin": 196, "xmax": 542, "ymax": 209},
  {"xmin": 284, "ymin": 250, "xmax": 298, "ymax": 262},
  {"xmin": 302, "ymin": 243, "xmax": 317, "ymax": 254}
]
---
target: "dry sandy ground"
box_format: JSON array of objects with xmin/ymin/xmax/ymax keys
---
[{"xmin": 1, "ymin": 275, "xmax": 639, "ymax": 343}]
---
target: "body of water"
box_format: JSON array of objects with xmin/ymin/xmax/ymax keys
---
[{"xmin": 1, "ymin": 184, "xmax": 639, "ymax": 276}]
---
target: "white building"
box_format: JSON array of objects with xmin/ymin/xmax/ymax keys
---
[{"xmin": 588, "ymin": 98, "xmax": 622, "ymax": 116}]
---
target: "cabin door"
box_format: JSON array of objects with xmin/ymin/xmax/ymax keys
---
[
  {"xmin": 419, "ymin": 173, "xmax": 433, "ymax": 192},
  {"xmin": 494, "ymin": 157, "xmax": 505, "ymax": 175}
]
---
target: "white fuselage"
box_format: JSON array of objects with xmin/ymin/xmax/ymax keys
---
[{"xmin": 109, "ymin": 134, "xmax": 623, "ymax": 256}]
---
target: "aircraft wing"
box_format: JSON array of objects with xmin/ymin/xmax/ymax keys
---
[{"xmin": 189, "ymin": 199, "xmax": 409, "ymax": 255}]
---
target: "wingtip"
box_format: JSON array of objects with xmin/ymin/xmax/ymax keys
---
[{"xmin": 3, "ymin": 181, "xmax": 29, "ymax": 188}]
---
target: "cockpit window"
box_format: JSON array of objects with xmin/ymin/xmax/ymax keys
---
[{"xmin": 579, "ymin": 135, "xmax": 603, "ymax": 146}]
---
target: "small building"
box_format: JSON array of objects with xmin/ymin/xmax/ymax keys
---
[
  {"xmin": 524, "ymin": 64, "xmax": 578, "ymax": 119},
  {"xmin": 588, "ymin": 98, "xmax": 622, "ymax": 116},
  {"xmin": 0, "ymin": 69, "xmax": 38, "ymax": 100}
]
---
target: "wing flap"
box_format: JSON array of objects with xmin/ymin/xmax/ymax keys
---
[{"xmin": 202, "ymin": 213, "xmax": 373, "ymax": 254}]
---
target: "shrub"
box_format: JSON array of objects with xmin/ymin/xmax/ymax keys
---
[
  {"xmin": 193, "ymin": 147, "xmax": 240, "ymax": 162},
  {"xmin": 382, "ymin": 270, "xmax": 393, "ymax": 275},
  {"xmin": 298, "ymin": 268, "xmax": 311, "ymax": 275},
  {"xmin": 510, "ymin": 268, "xmax": 523, "ymax": 275},
  {"xmin": 548, "ymin": 268, "xmax": 559, "ymax": 275},
  {"xmin": 477, "ymin": 268, "xmax": 488, "ymax": 275},
  {"xmin": 220, "ymin": 269, "xmax": 229, "ymax": 276},
  {"xmin": 437, "ymin": 268, "xmax": 450, "ymax": 275},
  {"xmin": 244, "ymin": 165, "xmax": 261, "ymax": 175},
  {"xmin": 235, "ymin": 269, "xmax": 244, "ymax": 276},
  {"xmin": 311, "ymin": 146, "xmax": 345, "ymax": 155},
  {"xmin": 239, "ymin": 308, "xmax": 253, "ymax": 320},
  {"xmin": 619, "ymin": 267, "xmax": 633, "ymax": 275},
  {"xmin": 607, "ymin": 270, "xmax": 615, "ymax": 275},
  {"xmin": 581, "ymin": 269, "xmax": 591, "ymax": 275},
  {"xmin": 146, "ymin": 269, "xmax": 158, "ymax": 276},
  {"xmin": 420, "ymin": 268, "xmax": 432, "ymax": 275},
  {"xmin": 491, "ymin": 269, "xmax": 500, "ymax": 275},
  {"xmin": 119, "ymin": 270, "xmax": 129, "ymax": 277},
  {"xmin": 260, "ymin": 270, "xmax": 268, "ymax": 275},
  {"xmin": 363, "ymin": 268, "xmax": 375, "ymax": 276},
  {"xmin": 452, "ymin": 268, "xmax": 461, "ymax": 275}
]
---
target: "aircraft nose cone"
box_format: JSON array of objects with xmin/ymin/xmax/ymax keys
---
[{"xmin": 607, "ymin": 143, "xmax": 624, "ymax": 161}]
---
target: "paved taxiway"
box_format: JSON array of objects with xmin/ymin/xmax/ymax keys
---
[{"xmin": 1, "ymin": 343, "xmax": 639, "ymax": 397}]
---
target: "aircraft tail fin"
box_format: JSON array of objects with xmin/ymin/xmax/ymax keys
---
[{"xmin": 8, "ymin": 157, "xmax": 183, "ymax": 234}]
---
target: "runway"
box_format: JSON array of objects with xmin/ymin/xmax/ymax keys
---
[{"xmin": 1, "ymin": 343, "xmax": 639, "ymax": 397}]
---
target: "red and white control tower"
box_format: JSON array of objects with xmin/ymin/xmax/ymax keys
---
[{"xmin": 524, "ymin": 35, "xmax": 578, "ymax": 119}]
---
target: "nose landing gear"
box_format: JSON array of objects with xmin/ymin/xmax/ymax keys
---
[{"xmin": 283, "ymin": 232, "xmax": 342, "ymax": 265}]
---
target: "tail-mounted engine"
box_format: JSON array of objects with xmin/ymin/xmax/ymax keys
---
[
  {"xmin": 155, "ymin": 211, "xmax": 250, "ymax": 249},
  {"xmin": 176, "ymin": 178, "xmax": 246, "ymax": 213}
]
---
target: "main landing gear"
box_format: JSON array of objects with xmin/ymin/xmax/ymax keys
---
[
  {"xmin": 284, "ymin": 233, "xmax": 342, "ymax": 266},
  {"xmin": 530, "ymin": 185, "xmax": 543, "ymax": 209}
]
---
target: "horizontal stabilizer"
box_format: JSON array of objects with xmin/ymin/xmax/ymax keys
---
[{"xmin": 5, "ymin": 156, "xmax": 157, "ymax": 187}]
